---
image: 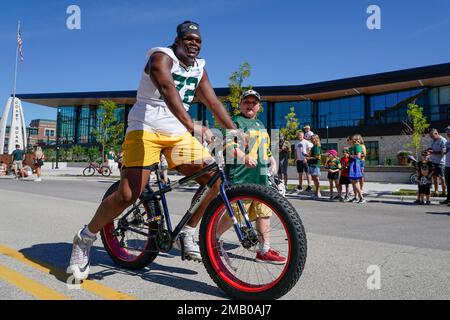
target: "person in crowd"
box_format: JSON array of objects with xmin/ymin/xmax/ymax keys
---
[
  {"xmin": 33, "ymin": 146, "xmax": 45, "ymax": 182},
  {"xmin": 116, "ymin": 147, "xmax": 124, "ymax": 172},
  {"xmin": 294, "ymin": 131, "xmax": 313, "ymax": 194},
  {"xmin": 11, "ymin": 144, "xmax": 25, "ymax": 179},
  {"xmin": 106, "ymin": 148, "xmax": 116, "ymax": 171},
  {"xmin": 0, "ymin": 161, "xmax": 7, "ymax": 176},
  {"xmin": 338, "ymin": 148, "xmax": 351, "ymax": 202},
  {"xmin": 159, "ymin": 153, "xmax": 169, "ymax": 184},
  {"xmin": 412, "ymin": 150, "xmax": 434, "ymax": 205},
  {"xmin": 278, "ymin": 134, "xmax": 291, "ymax": 187},
  {"xmin": 21, "ymin": 160, "xmax": 33, "ymax": 178},
  {"xmin": 303, "ymin": 125, "xmax": 314, "ymax": 141},
  {"xmin": 441, "ymin": 126, "xmax": 450, "ymax": 206},
  {"xmin": 428, "ymin": 128, "xmax": 447, "ymax": 197},
  {"xmin": 358, "ymin": 135, "xmax": 367, "ymax": 194},
  {"xmin": 348, "ymin": 134, "xmax": 366, "ymax": 203},
  {"xmin": 306, "ymin": 134, "xmax": 322, "ymax": 199},
  {"xmin": 325, "ymin": 149, "xmax": 341, "ymax": 200}
]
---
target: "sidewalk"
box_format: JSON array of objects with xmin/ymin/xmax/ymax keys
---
[{"xmin": 1, "ymin": 167, "xmax": 447, "ymax": 204}]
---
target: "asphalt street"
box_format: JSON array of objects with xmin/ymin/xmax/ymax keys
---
[{"xmin": 0, "ymin": 177, "xmax": 449, "ymax": 300}]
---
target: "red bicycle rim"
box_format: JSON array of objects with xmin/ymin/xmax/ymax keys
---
[{"xmin": 206, "ymin": 196, "xmax": 292, "ymax": 293}]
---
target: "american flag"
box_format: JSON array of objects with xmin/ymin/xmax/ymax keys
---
[{"xmin": 17, "ymin": 27, "xmax": 23, "ymax": 62}]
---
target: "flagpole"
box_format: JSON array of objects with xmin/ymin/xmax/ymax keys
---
[{"xmin": 12, "ymin": 21, "xmax": 20, "ymax": 102}]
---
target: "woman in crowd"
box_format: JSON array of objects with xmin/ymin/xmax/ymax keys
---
[
  {"xmin": 33, "ymin": 146, "xmax": 45, "ymax": 182},
  {"xmin": 348, "ymin": 134, "xmax": 366, "ymax": 203},
  {"xmin": 306, "ymin": 134, "xmax": 322, "ymax": 199}
]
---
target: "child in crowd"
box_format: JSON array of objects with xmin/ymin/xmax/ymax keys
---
[
  {"xmin": 0, "ymin": 161, "xmax": 7, "ymax": 176},
  {"xmin": 412, "ymin": 151, "xmax": 435, "ymax": 205},
  {"xmin": 339, "ymin": 148, "xmax": 351, "ymax": 202},
  {"xmin": 326, "ymin": 150, "xmax": 341, "ymax": 200}
]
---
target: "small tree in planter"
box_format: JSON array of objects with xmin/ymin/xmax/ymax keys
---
[{"xmin": 402, "ymin": 103, "xmax": 429, "ymax": 158}]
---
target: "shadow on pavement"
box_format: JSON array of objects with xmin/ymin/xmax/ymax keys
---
[
  {"xmin": 19, "ymin": 242, "xmax": 226, "ymax": 299},
  {"xmin": 426, "ymin": 211, "xmax": 450, "ymax": 216}
]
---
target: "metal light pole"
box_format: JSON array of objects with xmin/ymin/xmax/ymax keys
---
[{"xmin": 55, "ymin": 136, "xmax": 60, "ymax": 169}]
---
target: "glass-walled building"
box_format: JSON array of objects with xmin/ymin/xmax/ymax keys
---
[
  {"xmin": 57, "ymin": 104, "xmax": 126, "ymax": 146},
  {"xmin": 16, "ymin": 62, "xmax": 450, "ymax": 164}
]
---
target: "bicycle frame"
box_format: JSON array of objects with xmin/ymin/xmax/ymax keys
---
[{"xmin": 115, "ymin": 162, "xmax": 253, "ymax": 247}]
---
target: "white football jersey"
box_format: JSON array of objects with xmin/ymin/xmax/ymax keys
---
[{"xmin": 127, "ymin": 47, "xmax": 205, "ymax": 135}]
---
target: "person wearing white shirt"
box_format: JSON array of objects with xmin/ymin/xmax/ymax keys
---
[
  {"xmin": 294, "ymin": 131, "xmax": 313, "ymax": 193},
  {"xmin": 303, "ymin": 125, "xmax": 314, "ymax": 141}
]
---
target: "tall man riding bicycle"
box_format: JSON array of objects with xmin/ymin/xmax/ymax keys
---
[{"xmin": 68, "ymin": 21, "xmax": 241, "ymax": 280}]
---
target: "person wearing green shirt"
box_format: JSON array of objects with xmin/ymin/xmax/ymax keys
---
[
  {"xmin": 11, "ymin": 144, "xmax": 25, "ymax": 179},
  {"xmin": 326, "ymin": 149, "xmax": 341, "ymax": 200},
  {"xmin": 221, "ymin": 89, "xmax": 286, "ymax": 264},
  {"xmin": 306, "ymin": 135, "xmax": 322, "ymax": 199}
]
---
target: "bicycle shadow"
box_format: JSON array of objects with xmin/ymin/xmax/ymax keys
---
[{"xmin": 19, "ymin": 242, "xmax": 226, "ymax": 299}]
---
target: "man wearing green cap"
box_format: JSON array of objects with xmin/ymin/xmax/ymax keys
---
[{"xmin": 68, "ymin": 21, "xmax": 239, "ymax": 280}]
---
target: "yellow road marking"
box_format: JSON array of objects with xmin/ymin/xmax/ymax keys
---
[
  {"xmin": 0, "ymin": 244, "xmax": 136, "ymax": 300},
  {"xmin": 0, "ymin": 264, "xmax": 69, "ymax": 300}
]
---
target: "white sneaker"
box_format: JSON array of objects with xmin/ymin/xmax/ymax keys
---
[
  {"xmin": 34, "ymin": 177, "xmax": 42, "ymax": 182},
  {"xmin": 175, "ymin": 232, "xmax": 202, "ymax": 262},
  {"xmin": 68, "ymin": 227, "xmax": 97, "ymax": 281}
]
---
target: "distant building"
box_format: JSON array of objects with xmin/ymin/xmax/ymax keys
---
[
  {"xmin": 0, "ymin": 119, "xmax": 56, "ymax": 153},
  {"xmin": 29, "ymin": 119, "xmax": 57, "ymax": 145},
  {"xmin": 16, "ymin": 62, "xmax": 450, "ymax": 165}
]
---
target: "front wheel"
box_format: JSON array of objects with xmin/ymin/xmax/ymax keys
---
[{"xmin": 199, "ymin": 184, "xmax": 307, "ymax": 300}]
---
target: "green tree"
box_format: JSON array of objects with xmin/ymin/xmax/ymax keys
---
[
  {"xmin": 86, "ymin": 146, "xmax": 101, "ymax": 163},
  {"xmin": 402, "ymin": 103, "xmax": 430, "ymax": 158},
  {"xmin": 44, "ymin": 148, "xmax": 56, "ymax": 161},
  {"xmin": 61, "ymin": 148, "xmax": 72, "ymax": 161},
  {"xmin": 226, "ymin": 62, "xmax": 252, "ymax": 116},
  {"xmin": 93, "ymin": 100, "xmax": 125, "ymax": 161},
  {"xmin": 280, "ymin": 106, "xmax": 300, "ymax": 141},
  {"xmin": 71, "ymin": 145, "xmax": 84, "ymax": 161}
]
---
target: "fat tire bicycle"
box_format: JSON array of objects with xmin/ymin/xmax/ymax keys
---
[
  {"xmin": 99, "ymin": 161, "xmax": 307, "ymax": 300},
  {"xmin": 83, "ymin": 162, "xmax": 112, "ymax": 177}
]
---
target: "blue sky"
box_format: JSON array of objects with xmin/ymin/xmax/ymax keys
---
[{"xmin": 1, "ymin": 0, "xmax": 450, "ymax": 125}]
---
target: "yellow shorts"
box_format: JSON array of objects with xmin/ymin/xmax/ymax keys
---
[
  {"xmin": 122, "ymin": 131, "xmax": 212, "ymax": 169},
  {"xmin": 231, "ymin": 200, "xmax": 272, "ymax": 222}
]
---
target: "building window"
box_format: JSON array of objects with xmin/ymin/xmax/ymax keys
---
[
  {"xmin": 45, "ymin": 129, "xmax": 55, "ymax": 137},
  {"xmin": 364, "ymin": 141, "xmax": 379, "ymax": 166},
  {"xmin": 318, "ymin": 96, "xmax": 364, "ymax": 128},
  {"xmin": 368, "ymin": 88, "xmax": 424, "ymax": 125},
  {"xmin": 439, "ymin": 85, "xmax": 450, "ymax": 105},
  {"xmin": 274, "ymin": 101, "xmax": 313, "ymax": 130}
]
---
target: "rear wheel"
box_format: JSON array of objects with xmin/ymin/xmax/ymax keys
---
[
  {"xmin": 199, "ymin": 184, "xmax": 307, "ymax": 300},
  {"xmin": 410, "ymin": 173, "xmax": 418, "ymax": 184},
  {"xmin": 100, "ymin": 181, "xmax": 159, "ymax": 270},
  {"xmin": 83, "ymin": 166, "xmax": 95, "ymax": 176},
  {"xmin": 101, "ymin": 166, "xmax": 112, "ymax": 177}
]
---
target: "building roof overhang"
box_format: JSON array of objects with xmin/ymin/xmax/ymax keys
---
[{"xmin": 16, "ymin": 62, "xmax": 450, "ymax": 107}]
